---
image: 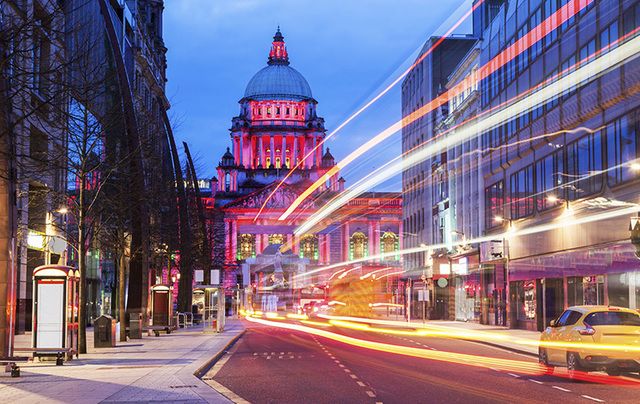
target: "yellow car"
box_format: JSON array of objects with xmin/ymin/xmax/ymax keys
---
[{"xmin": 539, "ymin": 305, "xmax": 640, "ymax": 377}]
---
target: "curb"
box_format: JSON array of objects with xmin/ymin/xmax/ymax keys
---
[{"xmin": 194, "ymin": 329, "xmax": 246, "ymax": 378}]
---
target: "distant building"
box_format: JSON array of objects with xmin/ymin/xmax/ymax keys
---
[
  {"xmin": 400, "ymin": 35, "xmax": 476, "ymax": 320},
  {"xmin": 202, "ymin": 29, "xmax": 404, "ymax": 312}
]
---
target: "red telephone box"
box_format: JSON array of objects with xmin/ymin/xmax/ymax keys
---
[{"xmin": 32, "ymin": 265, "xmax": 79, "ymax": 359}]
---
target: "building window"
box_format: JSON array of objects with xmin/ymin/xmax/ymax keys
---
[
  {"xmin": 224, "ymin": 172, "xmax": 231, "ymax": 192},
  {"xmin": 607, "ymin": 114, "xmax": 638, "ymax": 186},
  {"xmin": 237, "ymin": 234, "xmax": 255, "ymax": 260},
  {"xmin": 510, "ymin": 164, "xmax": 534, "ymax": 219},
  {"xmin": 485, "ymin": 181, "xmax": 504, "ymax": 229},
  {"xmin": 350, "ymin": 232, "xmax": 368, "ymax": 260},
  {"xmin": 535, "ymin": 150, "xmax": 564, "ymax": 211},
  {"xmin": 566, "ymin": 131, "xmax": 603, "ymax": 200},
  {"xmin": 268, "ymin": 234, "xmax": 284, "ymax": 245},
  {"xmin": 380, "ymin": 232, "xmax": 399, "ymax": 260},
  {"xmin": 299, "ymin": 234, "xmax": 318, "ymax": 260}
]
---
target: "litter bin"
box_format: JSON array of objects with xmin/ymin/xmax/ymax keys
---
[
  {"xmin": 129, "ymin": 312, "xmax": 143, "ymax": 339},
  {"xmin": 94, "ymin": 315, "xmax": 116, "ymax": 348}
]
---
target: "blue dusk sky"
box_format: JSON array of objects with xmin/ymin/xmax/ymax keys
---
[{"xmin": 163, "ymin": 0, "xmax": 472, "ymax": 189}]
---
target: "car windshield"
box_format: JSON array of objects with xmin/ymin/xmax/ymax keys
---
[{"xmin": 584, "ymin": 311, "xmax": 640, "ymax": 326}]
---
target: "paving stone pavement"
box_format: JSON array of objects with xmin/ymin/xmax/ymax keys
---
[{"xmin": 0, "ymin": 319, "xmax": 245, "ymax": 403}]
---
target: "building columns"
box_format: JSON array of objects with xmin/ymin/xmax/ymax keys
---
[
  {"xmin": 281, "ymin": 136, "xmax": 287, "ymax": 167},
  {"xmin": 269, "ymin": 136, "xmax": 275, "ymax": 167},
  {"xmin": 231, "ymin": 220, "xmax": 238, "ymax": 261},
  {"xmin": 292, "ymin": 136, "xmax": 298, "ymax": 166},
  {"xmin": 224, "ymin": 219, "xmax": 232, "ymax": 262},
  {"xmin": 302, "ymin": 136, "xmax": 308, "ymax": 168},
  {"xmin": 343, "ymin": 222, "xmax": 350, "ymax": 261},
  {"xmin": 312, "ymin": 136, "xmax": 317, "ymax": 167},
  {"xmin": 258, "ymin": 136, "xmax": 264, "ymax": 167},
  {"xmin": 368, "ymin": 221, "xmax": 375, "ymax": 260}
]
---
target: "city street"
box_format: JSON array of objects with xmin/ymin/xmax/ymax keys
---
[{"xmin": 210, "ymin": 321, "xmax": 640, "ymax": 403}]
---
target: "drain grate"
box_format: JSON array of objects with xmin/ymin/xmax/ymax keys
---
[{"xmin": 169, "ymin": 385, "xmax": 198, "ymax": 389}]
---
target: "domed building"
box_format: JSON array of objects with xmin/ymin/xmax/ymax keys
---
[{"xmin": 204, "ymin": 29, "xmax": 403, "ymax": 312}]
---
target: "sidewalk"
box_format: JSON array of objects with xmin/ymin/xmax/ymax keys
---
[
  {"xmin": 0, "ymin": 319, "xmax": 245, "ymax": 403},
  {"xmin": 422, "ymin": 320, "xmax": 540, "ymax": 357}
]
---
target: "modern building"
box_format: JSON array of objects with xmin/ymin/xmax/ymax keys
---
[
  {"xmin": 401, "ymin": 35, "xmax": 477, "ymax": 320},
  {"xmin": 477, "ymin": 0, "xmax": 640, "ymax": 331},
  {"xmin": 203, "ymin": 29, "xmax": 404, "ymax": 312},
  {"xmin": 0, "ymin": 0, "xmax": 68, "ymax": 345}
]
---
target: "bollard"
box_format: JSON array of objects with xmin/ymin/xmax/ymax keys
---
[{"xmin": 11, "ymin": 363, "xmax": 20, "ymax": 377}]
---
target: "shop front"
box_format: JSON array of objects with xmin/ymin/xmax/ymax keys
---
[{"xmin": 508, "ymin": 242, "xmax": 640, "ymax": 331}]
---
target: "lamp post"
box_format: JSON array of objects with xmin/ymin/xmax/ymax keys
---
[{"xmin": 629, "ymin": 216, "xmax": 640, "ymax": 258}]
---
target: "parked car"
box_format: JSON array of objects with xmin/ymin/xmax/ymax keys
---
[{"xmin": 539, "ymin": 305, "xmax": 640, "ymax": 378}]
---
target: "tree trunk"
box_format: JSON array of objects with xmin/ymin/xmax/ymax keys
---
[
  {"xmin": 118, "ymin": 246, "xmax": 127, "ymax": 342},
  {"xmin": 77, "ymin": 199, "xmax": 87, "ymax": 354}
]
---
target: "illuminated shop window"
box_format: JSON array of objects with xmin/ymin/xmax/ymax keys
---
[
  {"xmin": 299, "ymin": 234, "xmax": 318, "ymax": 260},
  {"xmin": 237, "ymin": 234, "xmax": 255, "ymax": 260},
  {"xmin": 350, "ymin": 232, "xmax": 368, "ymax": 260},
  {"xmin": 380, "ymin": 231, "xmax": 399, "ymax": 260},
  {"xmin": 268, "ymin": 234, "xmax": 284, "ymax": 245}
]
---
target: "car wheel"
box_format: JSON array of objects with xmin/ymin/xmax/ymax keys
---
[
  {"xmin": 538, "ymin": 348, "xmax": 554, "ymax": 374},
  {"xmin": 567, "ymin": 352, "xmax": 583, "ymax": 380}
]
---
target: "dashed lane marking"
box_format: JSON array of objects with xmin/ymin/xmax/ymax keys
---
[
  {"xmin": 507, "ymin": 373, "xmax": 520, "ymax": 378},
  {"xmin": 366, "ymin": 391, "xmax": 376, "ymax": 398},
  {"xmin": 581, "ymin": 395, "xmax": 605, "ymax": 403},
  {"xmin": 528, "ymin": 379, "xmax": 543, "ymax": 385},
  {"xmin": 357, "ymin": 381, "xmax": 366, "ymax": 387},
  {"xmin": 350, "ymin": 374, "xmax": 358, "ymax": 379},
  {"xmin": 344, "ymin": 369, "xmax": 351, "ymax": 373},
  {"xmin": 552, "ymin": 386, "xmax": 571, "ymax": 392}
]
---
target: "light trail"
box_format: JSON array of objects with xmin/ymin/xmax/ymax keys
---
[
  {"xmin": 324, "ymin": 317, "xmax": 640, "ymax": 354},
  {"xmin": 245, "ymin": 315, "xmax": 640, "ymax": 385},
  {"xmin": 279, "ymin": 0, "xmax": 595, "ymax": 222},
  {"xmin": 294, "ymin": 33, "xmax": 640, "ymax": 236},
  {"xmin": 253, "ymin": 0, "xmax": 485, "ymax": 222},
  {"xmin": 360, "ymin": 267, "xmax": 393, "ymax": 280},
  {"xmin": 295, "ymin": 203, "xmax": 640, "ymax": 279}
]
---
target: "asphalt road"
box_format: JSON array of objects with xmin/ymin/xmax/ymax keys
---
[{"xmin": 209, "ymin": 321, "xmax": 640, "ymax": 403}]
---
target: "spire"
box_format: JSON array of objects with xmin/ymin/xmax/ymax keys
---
[{"xmin": 268, "ymin": 27, "xmax": 289, "ymax": 66}]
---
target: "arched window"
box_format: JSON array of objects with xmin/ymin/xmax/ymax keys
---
[
  {"xmin": 275, "ymin": 157, "xmax": 281, "ymax": 169},
  {"xmin": 299, "ymin": 234, "xmax": 318, "ymax": 260},
  {"xmin": 350, "ymin": 232, "xmax": 368, "ymax": 260},
  {"xmin": 268, "ymin": 234, "xmax": 284, "ymax": 245},
  {"xmin": 381, "ymin": 231, "xmax": 399, "ymax": 260},
  {"xmin": 237, "ymin": 234, "xmax": 255, "ymax": 259},
  {"xmin": 224, "ymin": 172, "xmax": 231, "ymax": 192}
]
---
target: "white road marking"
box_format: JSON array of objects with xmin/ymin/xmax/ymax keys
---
[
  {"xmin": 344, "ymin": 369, "xmax": 351, "ymax": 373},
  {"xmin": 350, "ymin": 374, "xmax": 358, "ymax": 379},
  {"xmin": 338, "ymin": 364, "xmax": 345, "ymax": 368},
  {"xmin": 581, "ymin": 395, "xmax": 605, "ymax": 403},
  {"xmin": 528, "ymin": 379, "xmax": 543, "ymax": 385},
  {"xmin": 507, "ymin": 373, "xmax": 520, "ymax": 378},
  {"xmin": 366, "ymin": 391, "xmax": 376, "ymax": 398},
  {"xmin": 357, "ymin": 381, "xmax": 366, "ymax": 387},
  {"xmin": 552, "ymin": 386, "xmax": 571, "ymax": 392}
]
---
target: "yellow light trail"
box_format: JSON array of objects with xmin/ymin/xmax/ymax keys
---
[
  {"xmin": 325, "ymin": 317, "xmax": 640, "ymax": 354},
  {"xmin": 279, "ymin": 0, "xmax": 595, "ymax": 222},
  {"xmin": 245, "ymin": 315, "xmax": 640, "ymax": 384},
  {"xmin": 253, "ymin": 0, "xmax": 486, "ymax": 222},
  {"xmin": 294, "ymin": 33, "xmax": 640, "ymax": 236}
]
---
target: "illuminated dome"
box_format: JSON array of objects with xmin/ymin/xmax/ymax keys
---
[{"xmin": 242, "ymin": 28, "xmax": 313, "ymax": 101}]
